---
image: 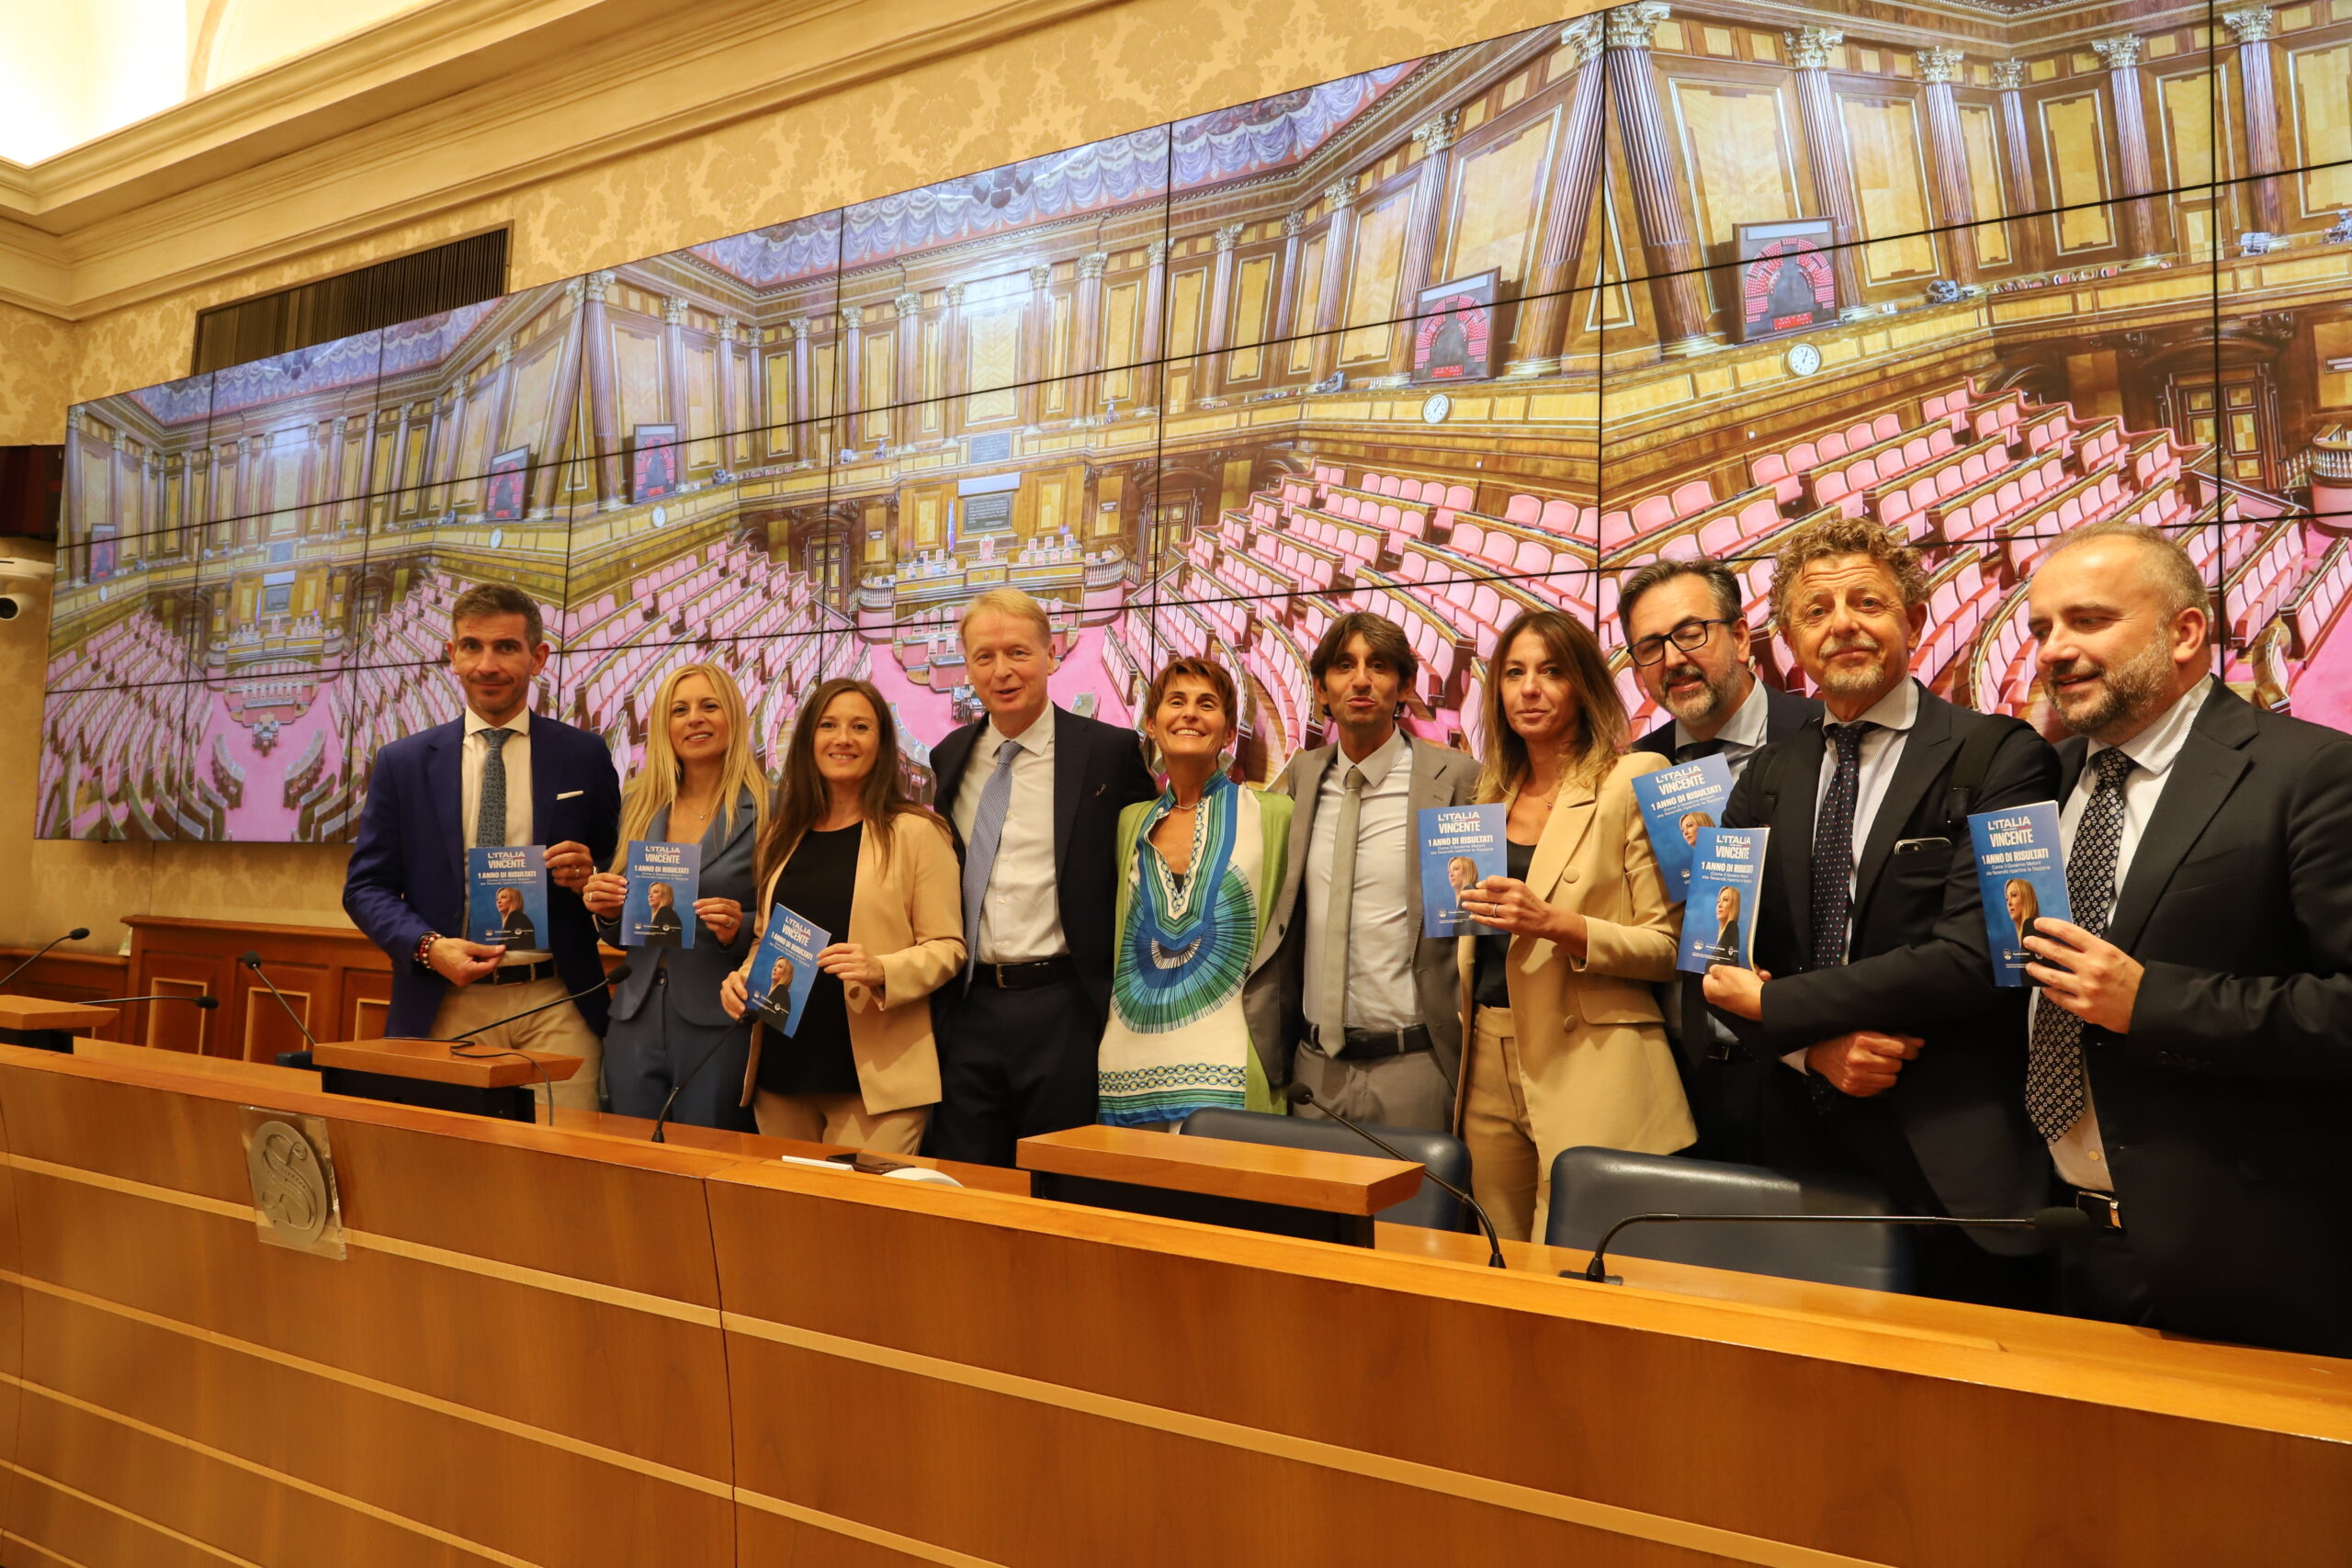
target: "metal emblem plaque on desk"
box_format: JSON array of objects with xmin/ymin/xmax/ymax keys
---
[{"xmin": 239, "ymin": 1108, "xmax": 346, "ymax": 1259}]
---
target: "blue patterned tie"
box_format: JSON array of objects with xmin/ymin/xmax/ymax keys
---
[
  {"xmin": 2027, "ymin": 747, "xmax": 2137, "ymax": 1142},
  {"xmin": 960, "ymin": 736, "xmax": 1025, "ymax": 976},
  {"xmin": 1806, "ymin": 721, "xmax": 1876, "ymax": 972},
  {"xmin": 477, "ymin": 728, "xmax": 512, "ymax": 849}
]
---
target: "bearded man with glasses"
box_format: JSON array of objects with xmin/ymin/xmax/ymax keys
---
[{"xmin": 1621, "ymin": 558, "xmax": 1819, "ymax": 1160}]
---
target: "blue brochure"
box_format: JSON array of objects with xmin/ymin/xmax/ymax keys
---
[
  {"xmin": 467, "ymin": 845, "xmax": 548, "ymax": 949},
  {"xmin": 1969, "ymin": 802, "xmax": 2072, "ymax": 987},
  {"xmin": 1632, "ymin": 752, "xmax": 1736, "ymax": 898},
  {"xmin": 1677, "ymin": 828, "xmax": 1768, "ymax": 974},
  {"xmin": 748, "ymin": 904, "xmax": 828, "ymax": 1036},
  {"xmin": 621, "ymin": 840, "xmax": 700, "ymax": 949},
  {"xmin": 1419, "ymin": 803, "xmax": 1508, "ymax": 937}
]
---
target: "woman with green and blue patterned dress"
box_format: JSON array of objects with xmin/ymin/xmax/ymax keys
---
[{"xmin": 1099, "ymin": 657, "xmax": 1292, "ymax": 1129}]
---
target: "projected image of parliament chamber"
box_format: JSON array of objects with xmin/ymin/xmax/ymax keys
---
[{"xmin": 40, "ymin": 0, "xmax": 2352, "ymax": 840}]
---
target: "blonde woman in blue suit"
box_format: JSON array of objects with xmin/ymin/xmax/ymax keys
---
[{"xmin": 582, "ymin": 662, "xmax": 770, "ymax": 1128}]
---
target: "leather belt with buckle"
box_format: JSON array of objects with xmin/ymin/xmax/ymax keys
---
[
  {"xmin": 486, "ymin": 960, "xmax": 558, "ymax": 987},
  {"xmin": 978, "ymin": 956, "xmax": 1075, "ymax": 989},
  {"xmin": 1313, "ymin": 1022, "xmax": 1433, "ymax": 1061},
  {"xmin": 2072, "ymin": 1189, "xmax": 2125, "ymax": 1232}
]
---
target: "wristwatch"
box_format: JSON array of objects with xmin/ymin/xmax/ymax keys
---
[{"xmin": 413, "ymin": 931, "xmax": 440, "ymax": 969}]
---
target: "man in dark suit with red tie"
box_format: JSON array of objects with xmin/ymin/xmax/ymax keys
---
[{"xmin": 2020, "ymin": 522, "xmax": 2352, "ymax": 1358}]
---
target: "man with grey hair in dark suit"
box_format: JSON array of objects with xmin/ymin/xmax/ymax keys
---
[{"xmin": 1242, "ymin": 612, "xmax": 1478, "ymax": 1130}]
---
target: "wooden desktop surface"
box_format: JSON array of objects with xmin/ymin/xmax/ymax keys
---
[
  {"xmin": 310, "ymin": 1035, "xmax": 586, "ymax": 1088},
  {"xmin": 1016, "ymin": 1121, "xmax": 1427, "ymax": 1213},
  {"xmin": 0, "ymin": 1042, "xmax": 2343, "ymax": 1568},
  {"xmin": 0, "ymin": 993, "xmax": 118, "ymax": 1032}
]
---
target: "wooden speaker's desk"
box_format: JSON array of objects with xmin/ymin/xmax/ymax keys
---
[{"xmin": 0, "ymin": 1043, "xmax": 2343, "ymax": 1568}]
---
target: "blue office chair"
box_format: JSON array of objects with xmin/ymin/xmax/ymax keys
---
[
  {"xmin": 1177, "ymin": 1108, "xmax": 1476, "ymax": 1234},
  {"xmin": 1544, "ymin": 1145, "xmax": 1915, "ymax": 1293}
]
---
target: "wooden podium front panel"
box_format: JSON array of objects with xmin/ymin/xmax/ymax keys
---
[
  {"xmin": 125, "ymin": 916, "xmax": 397, "ymax": 1061},
  {"xmin": 0, "ymin": 1046, "xmax": 737, "ymax": 1568},
  {"xmin": 705, "ymin": 1162, "xmax": 2352, "ymax": 1568}
]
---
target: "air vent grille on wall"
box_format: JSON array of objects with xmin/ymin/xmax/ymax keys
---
[{"xmin": 191, "ymin": 231, "xmax": 509, "ymax": 375}]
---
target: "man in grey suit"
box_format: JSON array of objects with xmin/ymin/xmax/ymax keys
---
[{"xmin": 1242, "ymin": 611, "xmax": 1478, "ymax": 1129}]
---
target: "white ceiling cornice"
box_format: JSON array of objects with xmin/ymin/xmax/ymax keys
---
[{"xmin": 0, "ymin": 0, "xmax": 1174, "ymax": 321}]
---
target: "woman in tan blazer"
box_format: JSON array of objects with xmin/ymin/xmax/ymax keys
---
[
  {"xmin": 720, "ymin": 677, "xmax": 964, "ymax": 1151},
  {"xmin": 1453, "ymin": 610, "xmax": 1694, "ymax": 1240}
]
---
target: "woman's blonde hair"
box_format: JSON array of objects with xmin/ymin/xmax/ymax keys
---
[
  {"xmin": 1475, "ymin": 609, "xmax": 1626, "ymax": 804},
  {"xmin": 611, "ymin": 662, "xmax": 770, "ymax": 866}
]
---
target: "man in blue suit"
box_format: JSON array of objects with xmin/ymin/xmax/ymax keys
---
[{"xmin": 344, "ymin": 583, "xmax": 621, "ymax": 1111}]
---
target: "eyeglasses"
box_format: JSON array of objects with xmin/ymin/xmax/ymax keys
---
[{"xmin": 1628, "ymin": 617, "xmax": 1733, "ymax": 667}]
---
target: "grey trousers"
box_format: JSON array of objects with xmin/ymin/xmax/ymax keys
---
[{"xmin": 1289, "ymin": 1034, "xmax": 1456, "ymax": 1133}]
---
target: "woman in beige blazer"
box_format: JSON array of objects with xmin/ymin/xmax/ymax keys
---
[
  {"xmin": 720, "ymin": 678, "xmax": 964, "ymax": 1151},
  {"xmin": 1453, "ymin": 610, "xmax": 1694, "ymax": 1240}
]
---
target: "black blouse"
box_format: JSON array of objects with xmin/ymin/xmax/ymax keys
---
[
  {"xmin": 1471, "ymin": 837, "xmax": 1540, "ymax": 1010},
  {"xmin": 757, "ymin": 822, "xmax": 863, "ymax": 1098}
]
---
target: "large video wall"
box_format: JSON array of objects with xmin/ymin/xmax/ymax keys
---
[{"xmin": 40, "ymin": 0, "xmax": 2352, "ymax": 840}]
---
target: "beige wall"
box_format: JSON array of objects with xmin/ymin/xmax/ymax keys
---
[{"xmin": 4, "ymin": 0, "xmax": 1570, "ymax": 958}]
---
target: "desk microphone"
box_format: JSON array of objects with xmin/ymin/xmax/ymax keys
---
[
  {"xmin": 1571, "ymin": 1205, "xmax": 2096, "ymax": 1285},
  {"xmin": 0, "ymin": 928, "xmax": 92, "ymax": 990},
  {"xmin": 241, "ymin": 951, "xmax": 320, "ymax": 1052},
  {"xmin": 85, "ymin": 994, "xmax": 220, "ymax": 1010},
  {"xmin": 443, "ymin": 963, "xmax": 631, "ymax": 1043},
  {"xmin": 651, "ymin": 1016, "xmax": 751, "ymax": 1145},
  {"xmin": 1286, "ymin": 1083, "xmax": 1506, "ymax": 1269}
]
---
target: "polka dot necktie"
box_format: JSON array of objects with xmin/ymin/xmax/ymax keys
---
[
  {"xmin": 2026, "ymin": 747, "xmax": 2138, "ymax": 1143},
  {"xmin": 476, "ymin": 728, "xmax": 512, "ymax": 849},
  {"xmin": 1805, "ymin": 721, "xmax": 1876, "ymax": 973}
]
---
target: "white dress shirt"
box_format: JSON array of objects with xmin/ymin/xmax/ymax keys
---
[
  {"xmin": 460, "ymin": 707, "xmax": 548, "ymax": 962},
  {"xmin": 2043, "ymin": 675, "xmax": 2213, "ymax": 1194},
  {"xmin": 1811, "ymin": 676, "xmax": 1921, "ymax": 958},
  {"xmin": 951, "ymin": 710, "xmax": 1069, "ymax": 964},
  {"xmin": 1781, "ymin": 678, "xmax": 1919, "ymax": 1071},
  {"xmin": 1672, "ymin": 671, "xmax": 1771, "ymax": 772},
  {"xmin": 1301, "ymin": 728, "xmax": 1419, "ymax": 1037}
]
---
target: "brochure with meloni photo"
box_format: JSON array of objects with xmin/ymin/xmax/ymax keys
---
[
  {"xmin": 1419, "ymin": 803, "xmax": 1507, "ymax": 938},
  {"xmin": 1632, "ymin": 751, "xmax": 1736, "ymax": 899},
  {"xmin": 467, "ymin": 845, "xmax": 548, "ymax": 949},
  {"xmin": 1969, "ymin": 801, "xmax": 2071, "ymax": 986},
  {"xmin": 747, "ymin": 904, "xmax": 828, "ymax": 1036},
  {"xmin": 1677, "ymin": 827, "xmax": 1768, "ymax": 974},
  {"xmin": 621, "ymin": 840, "xmax": 700, "ymax": 949}
]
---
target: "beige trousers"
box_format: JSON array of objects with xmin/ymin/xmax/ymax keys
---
[
  {"xmin": 752, "ymin": 1090, "xmax": 928, "ymax": 1155},
  {"xmin": 1461, "ymin": 1005, "xmax": 1544, "ymax": 1244},
  {"xmin": 428, "ymin": 975, "xmax": 603, "ymax": 1113}
]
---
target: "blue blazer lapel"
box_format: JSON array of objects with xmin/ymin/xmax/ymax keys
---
[
  {"xmin": 527, "ymin": 711, "xmax": 558, "ymax": 845},
  {"xmin": 423, "ymin": 720, "xmax": 466, "ymax": 894}
]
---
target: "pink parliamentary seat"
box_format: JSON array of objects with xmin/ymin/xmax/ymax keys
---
[
  {"xmin": 1969, "ymin": 389, "xmax": 2027, "ymax": 442},
  {"xmin": 2225, "ymin": 521, "xmax": 2306, "ymax": 643},
  {"xmin": 2288, "ymin": 539, "xmax": 2352, "ymax": 658},
  {"xmin": 1804, "ymin": 421, "xmax": 1957, "ymax": 516},
  {"xmin": 1928, "ymin": 451, "xmax": 2067, "ymax": 543},
  {"xmin": 1872, "ymin": 434, "xmax": 2013, "ymax": 542}
]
